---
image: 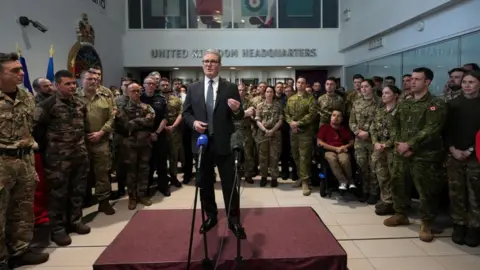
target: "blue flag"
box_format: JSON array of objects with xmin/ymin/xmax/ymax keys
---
[
  {"xmin": 19, "ymin": 56, "xmax": 33, "ymax": 93},
  {"xmin": 241, "ymin": 0, "xmax": 268, "ymax": 17},
  {"xmin": 46, "ymin": 57, "xmax": 54, "ymax": 82}
]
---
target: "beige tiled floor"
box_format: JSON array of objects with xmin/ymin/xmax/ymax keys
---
[{"xmin": 21, "ymin": 179, "xmax": 480, "ymax": 270}]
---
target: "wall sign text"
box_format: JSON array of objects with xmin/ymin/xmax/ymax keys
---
[{"xmin": 151, "ymin": 48, "xmax": 317, "ymax": 59}]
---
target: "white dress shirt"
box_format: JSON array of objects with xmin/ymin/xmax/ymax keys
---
[{"xmin": 204, "ymin": 75, "xmax": 219, "ymax": 105}]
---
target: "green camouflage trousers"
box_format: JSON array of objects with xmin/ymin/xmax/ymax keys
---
[
  {"xmin": 372, "ymin": 148, "xmax": 394, "ymax": 204},
  {"xmin": 258, "ymin": 131, "xmax": 282, "ymax": 179},
  {"xmin": 446, "ymin": 156, "xmax": 480, "ymax": 228},
  {"xmin": 354, "ymin": 140, "xmax": 377, "ymax": 196},
  {"xmin": 291, "ymin": 132, "xmax": 312, "ymax": 181}
]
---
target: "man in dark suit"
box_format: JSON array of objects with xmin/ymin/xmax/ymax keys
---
[{"xmin": 182, "ymin": 49, "xmax": 246, "ymax": 239}]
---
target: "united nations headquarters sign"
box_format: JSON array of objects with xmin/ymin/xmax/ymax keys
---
[{"xmin": 151, "ymin": 48, "xmax": 317, "ymax": 59}]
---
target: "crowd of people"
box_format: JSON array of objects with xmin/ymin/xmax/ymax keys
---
[{"xmin": 1, "ymin": 48, "xmax": 480, "ymax": 269}]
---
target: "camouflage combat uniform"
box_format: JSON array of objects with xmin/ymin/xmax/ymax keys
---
[
  {"xmin": 317, "ymin": 93, "xmax": 345, "ymax": 126},
  {"xmin": 349, "ymin": 96, "xmax": 378, "ymax": 200},
  {"xmin": 33, "ymin": 92, "xmax": 90, "ymax": 239},
  {"xmin": 164, "ymin": 93, "xmax": 183, "ymax": 180},
  {"xmin": 239, "ymin": 97, "xmax": 255, "ymax": 179},
  {"xmin": 115, "ymin": 98, "xmax": 155, "ymax": 210},
  {"xmin": 370, "ymin": 105, "xmax": 397, "ymax": 206},
  {"xmin": 385, "ymin": 92, "xmax": 447, "ymax": 242},
  {"xmin": 0, "ymin": 88, "xmax": 37, "ymax": 264},
  {"xmin": 76, "ymin": 88, "xmax": 115, "ymax": 213},
  {"xmin": 284, "ymin": 92, "xmax": 317, "ymax": 196},
  {"xmin": 255, "ymin": 100, "xmax": 283, "ymax": 185}
]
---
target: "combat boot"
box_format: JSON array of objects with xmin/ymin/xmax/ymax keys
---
[
  {"xmin": 451, "ymin": 224, "xmax": 467, "ymax": 245},
  {"xmin": 51, "ymin": 231, "xmax": 72, "ymax": 246},
  {"xmin": 367, "ymin": 194, "xmax": 379, "ymax": 205},
  {"xmin": 138, "ymin": 197, "xmax": 152, "ymax": 206},
  {"xmin": 260, "ymin": 177, "xmax": 267, "ymax": 187},
  {"xmin": 9, "ymin": 249, "xmax": 49, "ymax": 267},
  {"xmin": 69, "ymin": 222, "xmax": 91, "ymax": 235},
  {"xmin": 271, "ymin": 178, "xmax": 278, "ymax": 187},
  {"xmin": 375, "ymin": 203, "xmax": 394, "ymax": 216},
  {"xmin": 128, "ymin": 198, "xmax": 137, "ymax": 210},
  {"xmin": 383, "ymin": 213, "xmax": 410, "ymax": 227},
  {"xmin": 302, "ymin": 180, "xmax": 311, "ymax": 196},
  {"xmin": 98, "ymin": 200, "xmax": 115, "ymax": 215},
  {"xmin": 419, "ymin": 221, "xmax": 434, "ymax": 242},
  {"xmin": 464, "ymin": 227, "xmax": 480, "ymax": 247}
]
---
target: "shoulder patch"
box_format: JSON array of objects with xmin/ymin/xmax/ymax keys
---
[{"xmin": 429, "ymin": 106, "xmax": 437, "ymax": 111}]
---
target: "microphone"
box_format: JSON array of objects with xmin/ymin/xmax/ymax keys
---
[
  {"xmin": 230, "ymin": 129, "xmax": 244, "ymax": 166},
  {"xmin": 196, "ymin": 134, "xmax": 208, "ymax": 187}
]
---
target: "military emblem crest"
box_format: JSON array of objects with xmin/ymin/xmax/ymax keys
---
[{"xmin": 76, "ymin": 13, "xmax": 95, "ymax": 45}]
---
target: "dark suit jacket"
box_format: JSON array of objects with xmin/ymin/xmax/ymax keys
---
[{"xmin": 183, "ymin": 78, "xmax": 244, "ymax": 155}]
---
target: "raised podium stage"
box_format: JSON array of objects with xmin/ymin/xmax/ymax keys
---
[{"xmin": 94, "ymin": 207, "xmax": 347, "ymax": 270}]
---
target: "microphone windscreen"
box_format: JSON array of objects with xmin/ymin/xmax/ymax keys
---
[{"xmin": 197, "ymin": 134, "xmax": 208, "ymax": 148}]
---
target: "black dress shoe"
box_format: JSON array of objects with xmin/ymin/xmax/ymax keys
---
[
  {"xmin": 229, "ymin": 223, "xmax": 246, "ymax": 239},
  {"xmin": 199, "ymin": 218, "xmax": 218, "ymax": 234}
]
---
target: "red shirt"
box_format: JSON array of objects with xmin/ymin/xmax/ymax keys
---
[{"xmin": 317, "ymin": 124, "xmax": 353, "ymax": 147}]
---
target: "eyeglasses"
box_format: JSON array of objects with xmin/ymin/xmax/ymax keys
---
[{"xmin": 203, "ymin": 60, "xmax": 219, "ymax": 65}]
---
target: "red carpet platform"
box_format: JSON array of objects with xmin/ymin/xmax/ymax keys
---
[{"xmin": 94, "ymin": 207, "xmax": 347, "ymax": 270}]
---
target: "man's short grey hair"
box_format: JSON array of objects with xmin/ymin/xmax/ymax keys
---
[
  {"xmin": 143, "ymin": 76, "xmax": 156, "ymax": 84},
  {"xmin": 149, "ymin": 71, "xmax": 160, "ymax": 77},
  {"xmin": 203, "ymin": 49, "xmax": 222, "ymax": 64},
  {"xmin": 32, "ymin": 77, "xmax": 45, "ymax": 91}
]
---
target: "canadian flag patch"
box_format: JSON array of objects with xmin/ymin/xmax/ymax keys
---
[{"xmin": 429, "ymin": 106, "xmax": 437, "ymax": 111}]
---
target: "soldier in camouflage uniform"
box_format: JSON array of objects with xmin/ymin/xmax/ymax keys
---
[
  {"xmin": 32, "ymin": 77, "xmax": 53, "ymax": 104},
  {"xmin": 238, "ymin": 84, "xmax": 255, "ymax": 184},
  {"xmin": 440, "ymin": 68, "xmax": 466, "ymax": 102},
  {"xmin": 345, "ymin": 74, "xmax": 364, "ymax": 123},
  {"xmin": 349, "ymin": 79, "xmax": 378, "ymax": 204},
  {"xmin": 159, "ymin": 78, "xmax": 183, "ymax": 187},
  {"xmin": 399, "ymin": 74, "xmax": 413, "ymax": 102},
  {"xmin": 384, "ymin": 67, "xmax": 447, "ymax": 243},
  {"xmin": 370, "ymin": 85, "xmax": 401, "ymax": 216},
  {"xmin": 76, "ymin": 70, "xmax": 115, "ymax": 215},
  {"xmin": 444, "ymin": 71, "xmax": 480, "ymax": 247},
  {"xmin": 115, "ymin": 83, "xmax": 155, "ymax": 210},
  {"xmin": 255, "ymin": 87, "xmax": 283, "ymax": 187},
  {"xmin": 33, "ymin": 70, "xmax": 91, "ymax": 247},
  {"xmin": 284, "ymin": 77, "xmax": 317, "ymax": 196},
  {"xmin": 318, "ymin": 77, "xmax": 345, "ymax": 126},
  {"xmin": 0, "ymin": 52, "xmax": 49, "ymax": 268},
  {"xmin": 111, "ymin": 78, "xmax": 133, "ymax": 199}
]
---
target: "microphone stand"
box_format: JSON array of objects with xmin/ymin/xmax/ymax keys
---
[
  {"xmin": 233, "ymin": 148, "xmax": 244, "ymax": 270},
  {"xmin": 187, "ymin": 150, "xmax": 213, "ymax": 270}
]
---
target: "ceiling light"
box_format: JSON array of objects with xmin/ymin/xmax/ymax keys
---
[
  {"xmin": 241, "ymin": 19, "xmax": 245, "ymax": 23},
  {"xmin": 230, "ymin": 67, "xmax": 236, "ymax": 70},
  {"xmin": 286, "ymin": 67, "xmax": 292, "ymax": 69},
  {"xmin": 173, "ymin": 67, "xmax": 179, "ymax": 70}
]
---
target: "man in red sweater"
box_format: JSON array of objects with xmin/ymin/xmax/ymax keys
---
[{"xmin": 317, "ymin": 110, "xmax": 355, "ymax": 190}]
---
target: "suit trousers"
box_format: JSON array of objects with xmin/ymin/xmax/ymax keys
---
[{"xmin": 198, "ymin": 136, "xmax": 240, "ymax": 224}]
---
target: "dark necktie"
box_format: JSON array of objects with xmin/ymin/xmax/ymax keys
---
[{"xmin": 206, "ymin": 79, "xmax": 214, "ymax": 135}]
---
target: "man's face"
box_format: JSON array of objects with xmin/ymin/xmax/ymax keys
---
[
  {"xmin": 173, "ymin": 80, "xmax": 182, "ymax": 90},
  {"xmin": 353, "ymin": 78, "xmax": 363, "ymax": 91},
  {"xmin": 402, "ymin": 76, "xmax": 411, "ymax": 90},
  {"xmin": 384, "ymin": 79, "xmax": 395, "ymax": 86},
  {"xmin": 313, "ymin": 82, "xmax": 321, "ymax": 92},
  {"xmin": 202, "ymin": 53, "xmax": 220, "ymax": 78},
  {"xmin": 151, "ymin": 75, "xmax": 160, "ymax": 84},
  {"xmin": 121, "ymin": 80, "xmax": 132, "ymax": 95},
  {"xmin": 284, "ymin": 87, "xmax": 293, "ymax": 97},
  {"xmin": 330, "ymin": 111, "xmax": 343, "ymax": 125},
  {"xmin": 90, "ymin": 68, "xmax": 102, "ymax": 84},
  {"xmin": 56, "ymin": 76, "xmax": 77, "ymax": 97},
  {"xmin": 238, "ymin": 84, "xmax": 245, "ymax": 97},
  {"xmin": 127, "ymin": 84, "xmax": 141, "ymax": 101},
  {"xmin": 448, "ymin": 71, "xmax": 464, "ymax": 90},
  {"xmin": 296, "ymin": 78, "xmax": 306, "ymax": 92},
  {"xmin": 275, "ymin": 83, "xmax": 283, "ymax": 96},
  {"xmin": 0, "ymin": 60, "xmax": 24, "ymax": 87},
  {"xmin": 411, "ymin": 72, "xmax": 430, "ymax": 93},
  {"xmin": 325, "ymin": 80, "xmax": 336, "ymax": 93},
  {"xmin": 257, "ymin": 83, "xmax": 267, "ymax": 95},
  {"xmin": 286, "ymin": 79, "xmax": 294, "ymax": 86},
  {"xmin": 160, "ymin": 80, "xmax": 170, "ymax": 93},
  {"xmin": 82, "ymin": 72, "xmax": 98, "ymax": 90},
  {"xmin": 39, "ymin": 79, "xmax": 53, "ymax": 94},
  {"xmin": 144, "ymin": 78, "xmax": 157, "ymax": 95}
]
